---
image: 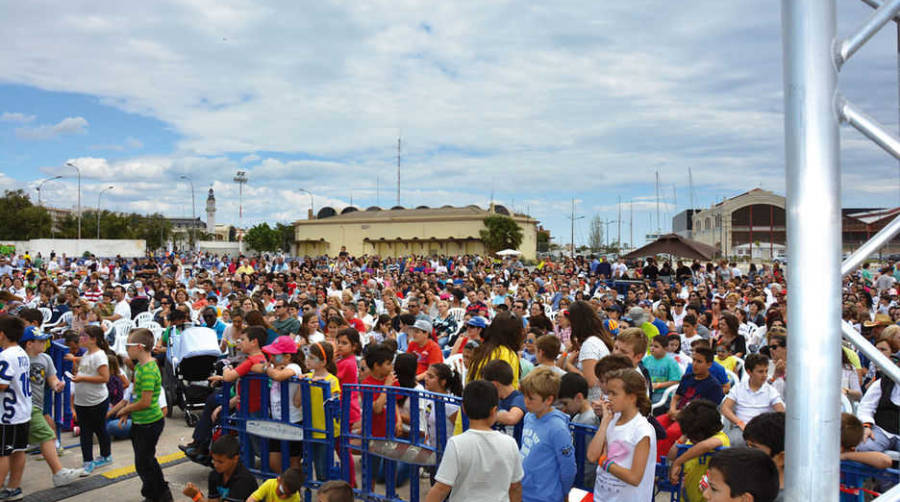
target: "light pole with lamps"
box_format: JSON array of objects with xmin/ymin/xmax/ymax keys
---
[
  {"xmin": 233, "ymin": 171, "xmax": 248, "ymax": 238},
  {"xmin": 36, "ymin": 175, "xmax": 62, "ymax": 206},
  {"xmin": 65, "ymin": 162, "xmax": 81, "ymax": 240},
  {"xmin": 298, "ymin": 188, "xmax": 314, "ymax": 218},
  {"xmin": 179, "ymin": 175, "xmax": 196, "ymax": 247},
  {"xmin": 96, "ymin": 186, "xmax": 114, "ymax": 239}
]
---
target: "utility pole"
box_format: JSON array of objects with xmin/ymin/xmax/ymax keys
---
[
  {"xmin": 396, "ymin": 137, "xmax": 401, "ymax": 206},
  {"xmin": 96, "ymin": 185, "xmax": 113, "ymax": 239},
  {"xmin": 180, "ymin": 175, "xmax": 195, "ymax": 248},
  {"xmin": 617, "ymin": 195, "xmax": 622, "ymax": 249},
  {"xmin": 567, "ymin": 198, "xmax": 584, "ymax": 258},
  {"xmin": 65, "ymin": 162, "xmax": 81, "ymax": 242},
  {"xmin": 655, "ymin": 170, "xmax": 661, "ymax": 233},
  {"xmin": 629, "ymin": 200, "xmax": 634, "ymax": 250}
]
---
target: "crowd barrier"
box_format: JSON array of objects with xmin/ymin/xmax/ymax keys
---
[
  {"xmin": 840, "ymin": 461, "xmax": 900, "ymax": 502},
  {"xmin": 340, "ymin": 384, "xmax": 464, "ymax": 502},
  {"xmin": 48, "ymin": 341, "xmax": 74, "ymax": 434},
  {"xmin": 218, "ymin": 374, "xmax": 342, "ymax": 494}
]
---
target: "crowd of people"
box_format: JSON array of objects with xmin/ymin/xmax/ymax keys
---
[{"xmin": 0, "ymin": 249, "xmax": 896, "ymax": 502}]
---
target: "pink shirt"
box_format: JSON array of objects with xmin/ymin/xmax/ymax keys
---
[{"xmin": 336, "ymin": 355, "xmax": 360, "ymax": 424}]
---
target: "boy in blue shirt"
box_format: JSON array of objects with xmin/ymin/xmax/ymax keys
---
[
  {"xmin": 519, "ymin": 367, "xmax": 576, "ymax": 502},
  {"xmin": 642, "ymin": 335, "xmax": 683, "ymax": 402},
  {"xmin": 483, "ymin": 360, "xmax": 526, "ymax": 442}
]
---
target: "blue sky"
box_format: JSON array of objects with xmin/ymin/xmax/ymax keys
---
[{"xmin": 0, "ymin": 1, "xmax": 898, "ymax": 247}]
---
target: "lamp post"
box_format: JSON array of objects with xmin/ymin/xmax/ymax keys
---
[
  {"xmin": 65, "ymin": 162, "xmax": 81, "ymax": 240},
  {"xmin": 180, "ymin": 175, "xmax": 195, "ymax": 247},
  {"xmin": 36, "ymin": 175, "xmax": 62, "ymax": 206},
  {"xmin": 96, "ymin": 186, "xmax": 114, "ymax": 239},
  {"xmin": 233, "ymin": 171, "xmax": 248, "ymax": 238},
  {"xmin": 298, "ymin": 188, "xmax": 314, "ymax": 218}
]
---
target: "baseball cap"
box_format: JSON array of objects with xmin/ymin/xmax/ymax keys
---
[
  {"xmin": 466, "ymin": 316, "xmax": 487, "ymax": 328},
  {"xmin": 21, "ymin": 326, "xmax": 50, "ymax": 343},
  {"xmin": 412, "ymin": 319, "xmax": 433, "ymax": 333},
  {"xmin": 262, "ymin": 336, "xmax": 298, "ymax": 355}
]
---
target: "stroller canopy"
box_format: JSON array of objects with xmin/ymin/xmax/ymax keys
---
[{"xmin": 168, "ymin": 326, "xmax": 221, "ymax": 364}]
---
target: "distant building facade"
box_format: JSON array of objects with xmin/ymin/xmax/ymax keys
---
[
  {"xmin": 672, "ymin": 209, "xmax": 700, "ymax": 239},
  {"xmin": 691, "ymin": 189, "xmax": 786, "ymax": 259},
  {"xmin": 292, "ymin": 204, "xmax": 539, "ymax": 259}
]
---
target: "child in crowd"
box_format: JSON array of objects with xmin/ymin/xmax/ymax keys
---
[
  {"xmin": 183, "ymin": 435, "xmax": 258, "ymax": 502},
  {"xmin": 703, "ymin": 448, "xmax": 780, "ymax": 502},
  {"xmin": 521, "ymin": 328, "xmax": 541, "ymax": 365},
  {"xmin": 248, "ymin": 467, "xmax": 304, "ymax": 502},
  {"xmin": 642, "ymin": 334, "xmax": 682, "ymax": 402},
  {"xmin": 534, "ymin": 334, "xmax": 566, "ymax": 377},
  {"xmin": 667, "ymin": 400, "xmax": 729, "ymax": 502},
  {"xmin": 71, "ymin": 324, "xmax": 113, "ymax": 475},
  {"xmin": 588, "ymin": 368, "xmax": 657, "ymax": 502},
  {"xmin": 316, "ymin": 480, "xmax": 353, "ymax": 502},
  {"xmin": 612, "ymin": 328, "xmax": 651, "ymax": 384},
  {"xmin": 425, "ymin": 380, "xmax": 523, "ymax": 502},
  {"xmin": 665, "ymin": 334, "xmax": 691, "ymax": 372},
  {"xmin": 840, "ymin": 413, "xmax": 893, "ymax": 469},
  {"xmin": 557, "ymin": 372, "xmax": 599, "ymax": 488},
  {"xmin": 714, "ymin": 344, "xmax": 738, "ymax": 373},
  {"xmin": 519, "ymin": 367, "xmax": 576, "ymax": 502},
  {"xmin": 117, "ymin": 328, "xmax": 172, "ymax": 502},
  {"xmin": 298, "ymin": 342, "xmax": 341, "ymax": 481},
  {"xmin": 742, "ymin": 412, "xmax": 785, "ymax": 497},
  {"xmin": 360, "ymin": 344, "xmax": 399, "ymax": 487},
  {"xmin": 657, "ymin": 346, "xmax": 724, "ymax": 461},
  {"xmin": 422, "ymin": 363, "xmax": 462, "ymax": 447},
  {"xmin": 264, "ymin": 336, "xmax": 304, "ymax": 473},
  {"xmin": 482, "ymin": 360, "xmax": 526, "ymax": 441},
  {"xmin": 0, "ymin": 316, "xmax": 31, "ymax": 501},
  {"xmin": 407, "ymin": 320, "xmax": 443, "ymax": 380},
  {"xmin": 680, "ymin": 315, "xmax": 704, "ymax": 356},
  {"xmin": 21, "ymin": 326, "xmax": 80, "ymax": 487},
  {"xmin": 720, "ymin": 353, "xmax": 784, "ymax": 446}
]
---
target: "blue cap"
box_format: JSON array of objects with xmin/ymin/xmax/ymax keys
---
[
  {"xmin": 21, "ymin": 326, "xmax": 50, "ymax": 343},
  {"xmin": 466, "ymin": 316, "xmax": 487, "ymax": 328}
]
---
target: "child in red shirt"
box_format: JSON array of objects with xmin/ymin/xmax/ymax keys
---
[
  {"xmin": 360, "ymin": 344, "xmax": 406, "ymax": 487},
  {"xmin": 406, "ymin": 320, "xmax": 443, "ymax": 381},
  {"xmin": 335, "ymin": 328, "xmax": 362, "ymax": 486}
]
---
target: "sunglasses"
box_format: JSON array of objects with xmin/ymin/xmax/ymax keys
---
[{"xmin": 768, "ymin": 344, "xmax": 782, "ymax": 350}]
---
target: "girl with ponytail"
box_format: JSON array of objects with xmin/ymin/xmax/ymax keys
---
[
  {"xmin": 72, "ymin": 325, "xmax": 113, "ymax": 474},
  {"xmin": 297, "ymin": 341, "xmax": 341, "ymax": 481},
  {"xmin": 422, "ymin": 363, "xmax": 462, "ymax": 448},
  {"xmin": 587, "ymin": 368, "xmax": 656, "ymax": 501}
]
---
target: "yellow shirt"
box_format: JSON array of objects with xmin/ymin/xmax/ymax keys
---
[
  {"xmin": 682, "ymin": 431, "xmax": 730, "ymax": 502},
  {"xmin": 306, "ymin": 372, "xmax": 341, "ymax": 439},
  {"xmin": 714, "ymin": 355, "xmax": 738, "ymax": 373},
  {"xmin": 250, "ymin": 478, "xmax": 301, "ymax": 502},
  {"xmin": 455, "ymin": 345, "xmax": 520, "ymax": 435}
]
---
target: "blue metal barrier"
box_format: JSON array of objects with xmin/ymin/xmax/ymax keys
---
[
  {"xmin": 218, "ymin": 374, "xmax": 341, "ymax": 500},
  {"xmin": 570, "ymin": 422, "xmax": 598, "ymax": 491},
  {"xmin": 48, "ymin": 341, "xmax": 73, "ymax": 433},
  {"xmin": 840, "ymin": 461, "xmax": 899, "ymax": 502},
  {"xmin": 341, "ymin": 384, "xmax": 463, "ymax": 502}
]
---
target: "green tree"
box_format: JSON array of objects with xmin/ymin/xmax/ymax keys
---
[
  {"xmin": 0, "ymin": 190, "xmax": 52, "ymax": 240},
  {"xmin": 275, "ymin": 223, "xmax": 295, "ymax": 252},
  {"xmin": 244, "ymin": 223, "xmax": 280, "ymax": 252},
  {"xmin": 135, "ymin": 214, "xmax": 172, "ymax": 251},
  {"xmin": 479, "ymin": 215, "xmax": 524, "ymax": 253}
]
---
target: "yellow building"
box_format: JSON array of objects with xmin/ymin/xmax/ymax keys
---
[{"xmin": 293, "ymin": 204, "xmax": 539, "ymax": 259}]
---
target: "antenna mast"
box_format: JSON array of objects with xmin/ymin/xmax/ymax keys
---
[
  {"xmin": 655, "ymin": 170, "xmax": 661, "ymax": 233},
  {"xmin": 617, "ymin": 195, "xmax": 622, "ymax": 249}
]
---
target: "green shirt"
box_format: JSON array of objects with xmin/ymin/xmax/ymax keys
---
[{"xmin": 131, "ymin": 361, "xmax": 163, "ymax": 424}]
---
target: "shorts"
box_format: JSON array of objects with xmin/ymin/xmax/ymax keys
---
[
  {"xmin": 267, "ymin": 437, "xmax": 302, "ymax": 457},
  {"xmin": 29, "ymin": 407, "xmax": 55, "ymax": 445},
  {"xmin": 0, "ymin": 422, "xmax": 30, "ymax": 456}
]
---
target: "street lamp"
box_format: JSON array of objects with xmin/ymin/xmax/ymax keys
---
[
  {"xmin": 65, "ymin": 162, "xmax": 81, "ymax": 240},
  {"xmin": 298, "ymin": 188, "xmax": 314, "ymax": 218},
  {"xmin": 233, "ymin": 171, "xmax": 248, "ymax": 238},
  {"xmin": 36, "ymin": 175, "xmax": 62, "ymax": 206},
  {"xmin": 97, "ymin": 186, "xmax": 114, "ymax": 239},
  {"xmin": 180, "ymin": 175, "xmax": 195, "ymax": 247}
]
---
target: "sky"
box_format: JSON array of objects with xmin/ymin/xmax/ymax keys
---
[{"xmin": 0, "ymin": 1, "xmax": 898, "ymax": 248}]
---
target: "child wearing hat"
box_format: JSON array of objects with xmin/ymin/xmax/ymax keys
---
[
  {"xmin": 263, "ymin": 336, "xmax": 304, "ymax": 472},
  {"xmin": 406, "ymin": 319, "xmax": 443, "ymax": 381}
]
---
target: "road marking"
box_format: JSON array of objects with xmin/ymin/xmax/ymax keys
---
[{"xmin": 100, "ymin": 451, "xmax": 185, "ymax": 479}]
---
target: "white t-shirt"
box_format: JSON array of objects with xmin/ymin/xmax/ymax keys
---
[
  {"xmin": 578, "ymin": 336, "xmax": 610, "ymax": 401},
  {"xmin": 74, "ymin": 350, "xmax": 109, "ymax": 407},
  {"xmin": 434, "ymin": 428, "xmax": 524, "ymax": 502},
  {"xmin": 724, "ymin": 380, "xmax": 784, "ymax": 424},
  {"xmin": 423, "ymin": 398, "xmax": 459, "ymax": 447},
  {"xmin": 593, "ymin": 413, "xmax": 657, "ymax": 502},
  {"xmin": 270, "ymin": 363, "xmax": 303, "ymax": 423},
  {"xmin": 114, "ymin": 300, "xmax": 131, "ymax": 321},
  {"xmin": 0, "ymin": 345, "xmax": 31, "ymax": 425}
]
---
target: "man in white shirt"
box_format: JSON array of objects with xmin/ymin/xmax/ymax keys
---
[
  {"xmin": 104, "ymin": 286, "xmax": 131, "ymax": 322},
  {"xmin": 857, "ymin": 374, "xmax": 900, "ymax": 454}
]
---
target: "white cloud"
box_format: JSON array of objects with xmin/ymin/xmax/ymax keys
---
[
  {"xmin": 240, "ymin": 154, "xmax": 260, "ymax": 163},
  {"xmin": 15, "ymin": 116, "xmax": 88, "ymax": 140},
  {"xmin": 0, "ymin": 112, "xmax": 35, "ymax": 123}
]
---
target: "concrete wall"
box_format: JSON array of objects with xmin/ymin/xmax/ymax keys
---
[
  {"xmin": 0, "ymin": 239, "xmax": 146, "ymax": 258},
  {"xmin": 196, "ymin": 240, "xmax": 243, "ymax": 257}
]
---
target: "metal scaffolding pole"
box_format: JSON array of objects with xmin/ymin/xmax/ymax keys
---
[{"xmin": 781, "ymin": 1, "xmax": 843, "ymax": 500}]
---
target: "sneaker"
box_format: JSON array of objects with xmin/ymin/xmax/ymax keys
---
[
  {"xmin": 79, "ymin": 461, "xmax": 94, "ymax": 477},
  {"xmin": 0, "ymin": 488, "xmax": 23, "ymax": 501},
  {"xmin": 52, "ymin": 468, "xmax": 80, "ymax": 487},
  {"xmin": 92, "ymin": 456, "xmax": 112, "ymax": 469},
  {"xmin": 177, "ymin": 442, "xmax": 197, "ymax": 453}
]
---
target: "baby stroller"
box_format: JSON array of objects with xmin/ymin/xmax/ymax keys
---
[{"xmin": 163, "ymin": 326, "xmax": 221, "ymax": 426}]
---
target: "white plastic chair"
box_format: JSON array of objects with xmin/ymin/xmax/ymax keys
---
[
  {"xmin": 48, "ymin": 311, "xmax": 73, "ymax": 335},
  {"xmin": 145, "ymin": 322, "xmax": 164, "ymax": 344},
  {"xmin": 548, "ymin": 310, "xmax": 558, "ymax": 322},
  {"xmin": 841, "ymin": 393, "xmax": 853, "ymax": 414},
  {"xmin": 134, "ymin": 311, "xmax": 154, "ymax": 327},
  {"xmin": 447, "ymin": 308, "xmax": 465, "ymax": 324},
  {"xmin": 544, "ymin": 303, "xmax": 554, "ymax": 316},
  {"xmin": 651, "ymin": 385, "xmax": 678, "ymax": 413},
  {"xmin": 38, "ymin": 308, "xmax": 52, "ymax": 325},
  {"xmin": 724, "ymin": 369, "xmax": 739, "ymax": 388}
]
